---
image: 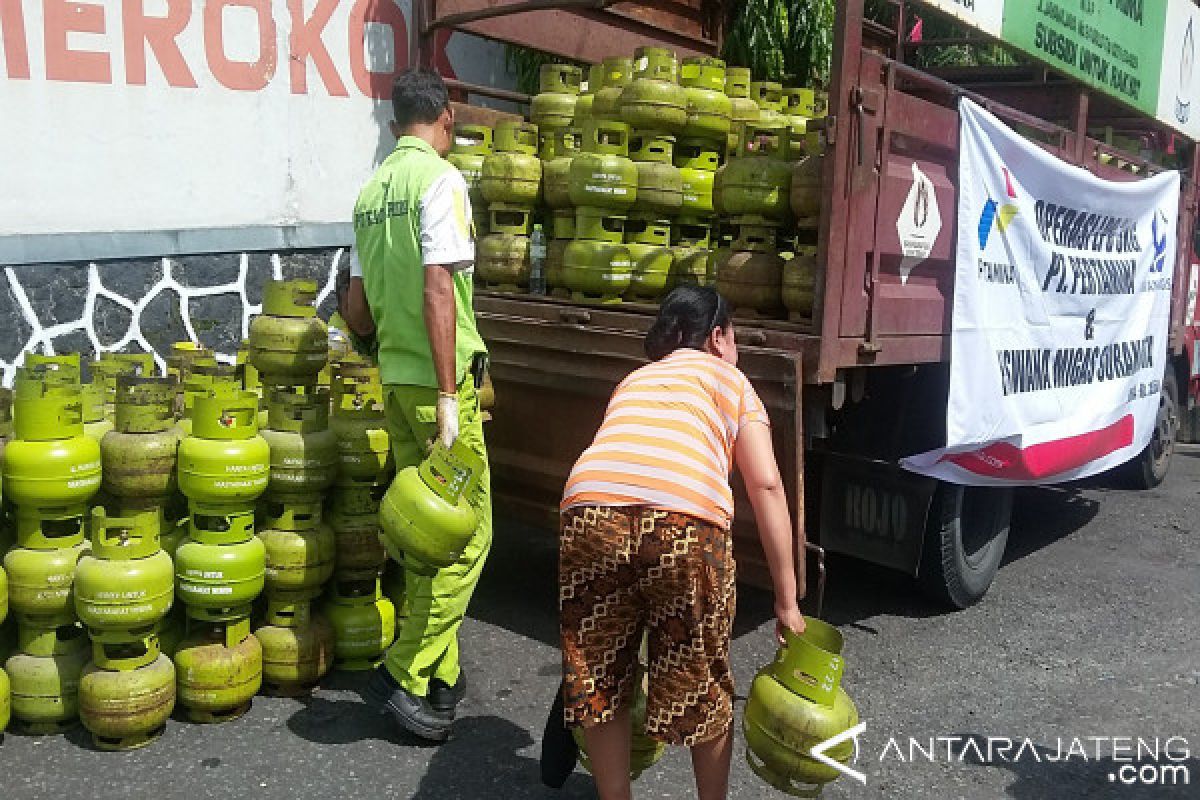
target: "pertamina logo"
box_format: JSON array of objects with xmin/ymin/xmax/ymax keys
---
[{"xmin": 977, "ymin": 167, "xmax": 1020, "ymax": 249}]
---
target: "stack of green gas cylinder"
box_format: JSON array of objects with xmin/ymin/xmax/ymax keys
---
[
  {"xmin": 450, "ymin": 48, "xmax": 828, "ymax": 318},
  {"xmin": 0, "ymin": 279, "xmax": 406, "ymax": 748},
  {"xmin": 2, "ymin": 358, "xmax": 101, "ymax": 738},
  {"xmin": 477, "ymin": 118, "xmax": 545, "ymax": 291},
  {"xmin": 322, "ymin": 359, "xmax": 397, "ymax": 672}
]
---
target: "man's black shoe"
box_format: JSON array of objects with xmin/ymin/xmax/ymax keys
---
[
  {"xmin": 428, "ymin": 672, "xmax": 467, "ymax": 713},
  {"xmin": 366, "ymin": 666, "xmax": 452, "ymax": 742}
]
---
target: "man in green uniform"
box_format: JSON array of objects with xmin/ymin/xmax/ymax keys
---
[{"xmin": 339, "ymin": 67, "xmax": 490, "ymax": 743}]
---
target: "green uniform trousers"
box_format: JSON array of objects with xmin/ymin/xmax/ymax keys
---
[{"xmin": 381, "ymin": 378, "xmax": 492, "ymax": 696}]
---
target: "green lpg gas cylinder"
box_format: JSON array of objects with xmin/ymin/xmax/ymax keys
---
[
  {"xmin": 750, "ymin": 81, "xmax": 787, "ymax": 129},
  {"xmin": 542, "ymin": 128, "xmax": 582, "ymax": 209},
  {"xmin": 82, "ymin": 382, "xmax": 114, "ymax": 442},
  {"xmin": 178, "ymin": 390, "xmax": 270, "ymax": 513},
  {"xmin": 481, "ymin": 121, "xmax": 542, "ymax": 207},
  {"xmin": 568, "ymin": 120, "xmax": 638, "ymax": 210},
  {"xmin": 574, "ymin": 63, "xmax": 603, "ymax": 123},
  {"xmin": 174, "ymin": 526, "xmax": 266, "ymax": 620},
  {"xmin": 326, "ymin": 485, "xmax": 387, "ymax": 582},
  {"xmin": 575, "ymin": 666, "xmax": 665, "ymax": 780},
  {"xmin": 323, "ymin": 579, "xmax": 395, "ymax": 671},
  {"xmin": 4, "ymin": 541, "xmax": 88, "ymax": 624},
  {"xmin": 248, "ymin": 280, "xmax": 329, "ymax": 386},
  {"xmin": 257, "ymin": 501, "xmax": 335, "ymax": 601},
  {"xmin": 100, "ymin": 351, "xmax": 156, "ymax": 380},
  {"xmin": 79, "ymin": 651, "xmax": 174, "ymax": 750},
  {"xmin": 680, "ymin": 57, "xmax": 732, "ymax": 142},
  {"xmin": 591, "ymin": 56, "xmax": 634, "ymax": 122},
  {"xmin": 102, "ymin": 377, "xmax": 181, "ymax": 502},
  {"xmin": 178, "ymin": 362, "xmax": 239, "ymax": 434},
  {"xmin": 5, "ymin": 621, "xmax": 89, "ymax": 734},
  {"xmin": 23, "ymin": 353, "xmax": 81, "ymax": 382},
  {"xmin": 674, "ymin": 140, "xmax": 721, "ymax": 217},
  {"xmin": 715, "ymin": 125, "xmax": 792, "ymax": 221},
  {"xmin": 531, "ymin": 63, "xmax": 582, "ymax": 133},
  {"xmin": 260, "ymin": 387, "xmax": 337, "ymax": 496},
  {"xmin": 5, "ymin": 369, "xmax": 102, "ymax": 515},
  {"xmin": 174, "ymin": 616, "xmax": 262, "ymax": 723},
  {"xmin": 714, "ymin": 224, "xmax": 785, "ymax": 317},
  {"xmin": 330, "ymin": 374, "xmax": 392, "ymax": 486},
  {"xmin": 783, "ymin": 87, "xmax": 817, "ymax": 124},
  {"xmin": 564, "ymin": 222, "xmax": 632, "ymax": 302},
  {"xmin": 0, "ymin": 663, "xmax": 9, "ymax": 734},
  {"xmin": 620, "ymin": 47, "xmax": 687, "ymax": 134},
  {"xmin": 379, "ymin": 441, "xmax": 482, "ymax": 576},
  {"xmin": 629, "ymin": 132, "xmax": 682, "ymax": 216},
  {"xmin": 448, "ymin": 124, "xmax": 492, "ymax": 234},
  {"xmin": 477, "ymin": 230, "xmax": 532, "ymax": 291},
  {"xmin": 624, "ymin": 217, "xmax": 674, "ymax": 301},
  {"xmin": 783, "ymin": 246, "xmax": 818, "ymax": 321},
  {"xmin": 254, "ymin": 598, "xmax": 334, "ymax": 695},
  {"xmin": 75, "ymin": 508, "xmax": 174, "ymax": 636},
  {"xmin": 166, "ymin": 342, "xmax": 214, "ymax": 385},
  {"xmin": 791, "ymin": 151, "xmax": 823, "ymax": 220},
  {"xmin": 670, "ymin": 217, "xmax": 714, "ymax": 288},
  {"xmin": 726, "ymin": 67, "xmax": 760, "ymax": 157},
  {"xmin": 744, "ymin": 617, "xmax": 859, "ymax": 797}
]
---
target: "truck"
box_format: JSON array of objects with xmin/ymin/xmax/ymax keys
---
[
  {"xmin": 1, "ymin": 0, "xmax": 1196, "ymax": 609},
  {"xmin": 416, "ymin": 0, "xmax": 1200, "ymax": 608}
]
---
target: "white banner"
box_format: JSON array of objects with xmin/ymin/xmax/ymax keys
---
[{"xmin": 904, "ymin": 99, "xmax": 1180, "ymax": 485}]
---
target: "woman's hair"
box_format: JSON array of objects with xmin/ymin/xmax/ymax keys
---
[{"xmin": 644, "ymin": 286, "xmax": 731, "ymax": 361}]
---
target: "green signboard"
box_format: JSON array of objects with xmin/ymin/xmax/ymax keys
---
[
  {"xmin": 1001, "ymin": 0, "xmax": 1165, "ymax": 115},
  {"xmin": 914, "ymin": 0, "xmax": 1200, "ymax": 139}
]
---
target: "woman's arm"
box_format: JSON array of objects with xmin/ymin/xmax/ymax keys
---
[{"xmin": 735, "ymin": 421, "xmax": 806, "ymax": 642}]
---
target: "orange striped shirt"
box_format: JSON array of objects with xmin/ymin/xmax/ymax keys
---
[{"xmin": 561, "ymin": 348, "xmax": 770, "ymax": 528}]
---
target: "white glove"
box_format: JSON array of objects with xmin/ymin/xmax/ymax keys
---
[{"xmin": 436, "ymin": 392, "xmax": 459, "ymax": 448}]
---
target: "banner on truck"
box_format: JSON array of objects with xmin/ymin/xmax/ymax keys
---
[{"xmin": 903, "ymin": 99, "xmax": 1179, "ymax": 485}]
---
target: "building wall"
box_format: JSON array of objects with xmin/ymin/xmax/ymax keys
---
[{"xmin": 0, "ymin": 249, "xmax": 344, "ymax": 384}]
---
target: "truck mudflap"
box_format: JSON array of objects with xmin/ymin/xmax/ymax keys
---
[{"xmin": 817, "ymin": 451, "xmax": 937, "ymax": 575}]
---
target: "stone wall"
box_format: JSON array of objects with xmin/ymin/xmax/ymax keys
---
[{"xmin": 0, "ymin": 249, "xmax": 345, "ymax": 384}]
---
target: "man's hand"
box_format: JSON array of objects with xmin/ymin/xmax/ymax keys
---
[{"xmin": 436, "ymin": 391, "xmax": 459, "ymax": 447}]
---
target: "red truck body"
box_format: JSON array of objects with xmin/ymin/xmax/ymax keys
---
[{"xmin": 417, "ymin": 0, "xmax": 1199, "ymax": 603}]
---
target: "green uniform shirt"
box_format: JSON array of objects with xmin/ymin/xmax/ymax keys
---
[{"xmin": 352, "ymin": 136, "xmax": 486, "ymax": 388}]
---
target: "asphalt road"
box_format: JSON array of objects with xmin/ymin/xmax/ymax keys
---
[{"xmin": 2, "ymin": 447, "xmax": 1198, "ymax": 800}]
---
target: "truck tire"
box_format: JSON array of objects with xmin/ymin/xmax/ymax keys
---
[
  {"xmin": 1123, "ymin": 370, "xmax": 1179, "ymax": 489},
  {"xmin": 918, "ymin": 483, "xmax": 1013, "ymax": 610}
]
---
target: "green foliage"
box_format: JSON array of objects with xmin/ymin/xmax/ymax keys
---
[
  {"xmin": 722, "ymin": 0, "xmax": 836, "ymax": 88},
  {"xmin": 866, "ymin": 0, "xmax": 1015, "ymax": 69}
]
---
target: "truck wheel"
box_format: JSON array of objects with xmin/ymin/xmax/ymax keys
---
[
  {"xmin": 1123, "ymin": 370, "xmax": 1179, "ymax": 489},
  {"xmin": 918, "ymin": 483, "xmax": 1013, "ymax": 610}
]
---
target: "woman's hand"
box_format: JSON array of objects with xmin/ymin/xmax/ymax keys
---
[{"xmin": 775, "ymin": 603, "xmax": 806, "ymax": 646}]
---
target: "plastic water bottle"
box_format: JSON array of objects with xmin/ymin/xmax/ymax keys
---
[{"xmin": 530, "ymin": 223, "xmax": 547, "ymax": 296}]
